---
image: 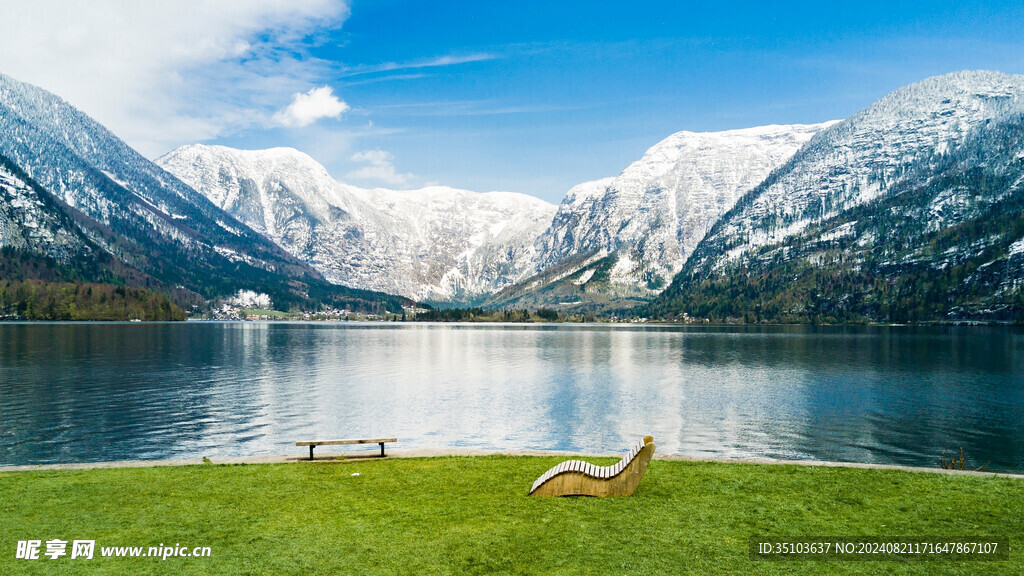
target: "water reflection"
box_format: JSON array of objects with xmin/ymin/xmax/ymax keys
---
[{"xmin": 0, "ymin": 323, "xmax": 1022, "ymax": 472}]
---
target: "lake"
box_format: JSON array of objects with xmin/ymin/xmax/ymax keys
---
[{"xmin": 1, "ymin": 322, "xmax": 1022, "ymax": 472}]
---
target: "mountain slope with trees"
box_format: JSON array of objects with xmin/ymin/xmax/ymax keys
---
[{"xmin": 650, "ymin": 73, "xmax": 1024, "ymax": 323}]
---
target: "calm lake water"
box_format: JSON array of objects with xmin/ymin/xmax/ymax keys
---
[{"xmin": 1, "ymin": 322, "xmax": 1022, "ymax": 471}]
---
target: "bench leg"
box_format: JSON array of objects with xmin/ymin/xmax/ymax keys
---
[
  {"xmin": 309, "ymin": 446, "xmax": 315, "ymax": 461},
  {"xmin": 380, "ymin": 442, "xmax": 385, "ymax": 457}
]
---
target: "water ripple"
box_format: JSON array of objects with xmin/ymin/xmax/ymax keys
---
[{"xmin": 1, "ymin": 323, "xmax": 1022, "ymax": 471}]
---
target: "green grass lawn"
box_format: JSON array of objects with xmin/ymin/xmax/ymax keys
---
[{"xmin": 1, "ymin": 456, "xmax": 1021, "ymax": 575}]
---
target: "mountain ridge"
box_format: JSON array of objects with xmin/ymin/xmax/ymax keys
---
[
  {"xmin": 485, "ymin": 122, "xmax": 836, "ymax": 311},
  {"xmin": 0, "ymin": 71, "xmax": 410, "ymax": 313},
  {"xmin": 8, "ymin": 67, "xmax": 1019, "ymax": 322},
  {"xmin": 157, "ymin": 144, "xmax": 557, "ymax": 304},
  {"xmin": 650, "ymin": 70, "xmax": 1024, "ymax": 322}
]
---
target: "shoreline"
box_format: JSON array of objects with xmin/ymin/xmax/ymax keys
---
[
  {"xmin": 2, "ymin": 318, "xmax": 1022, "ymax": 328},
  {"xmin": 3, "ymin": 449, "xmax": 1022, "ymax": 479}
]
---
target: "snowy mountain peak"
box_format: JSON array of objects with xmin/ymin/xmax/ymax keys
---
[
  {"xmin": 823, "ymin": 70, "xmax": 1024, "ymax": 157},
  {"xmin": 651, "ymin": 72, "xmax": 1024, "ymax": 323},
  {"xmin": 530, "ymin": 122, "xmax": 836, "ymax": 296},
  {"xmin": 682, "ymin": 71, "xmax": 1024, "ymax": 274},
  {"xmin": 0, "ymin": 70, "xmax": 330, "ymax": 307},
  {"xmin": 158, "ymin": 145, "xmax": 557, "ymax": 303},
  {"xmin": 168, "ymin": 144, "xmax": 332, "ymax": 173},
  {"xmin": 868, "ymin": 70, "xmax": 1022, "ymax": 111},
  {"xmin": 156, "ymin": 144, "xmax": 350, "ymax": 237}
]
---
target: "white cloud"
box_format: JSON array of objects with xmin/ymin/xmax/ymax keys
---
[
  {"xmin": 343, "ymin": 53, "xmax": 497, "ymax": 78},
  {"xmin": 274, "ymin": 86, "xmax": 349, "ymax": 127},
  {"xmin": 0, "ymin": 1, "xmax": 349, "ymax": 157},
  {"xmin": 346, "ymin": 149, "xmax": 413, "ymax": 186}
]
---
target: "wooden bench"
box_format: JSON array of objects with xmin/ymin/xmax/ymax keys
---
[
  {"xmin": 295, "ymin": 438, "xmax": 397, "ymax": 460},
  {"xmin": 529, "ymin": 436, "xmax": 656, "ymax": 497}
]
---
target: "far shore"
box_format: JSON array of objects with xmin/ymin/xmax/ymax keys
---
[{"xmin": 3, "ymin": 318, "xmax": 1023, "ymax": 328}]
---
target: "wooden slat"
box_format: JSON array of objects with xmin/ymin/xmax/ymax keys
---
[
  {"xmin": 296, "ymin": 437, "xmax": 397, "ymax": 447},
  {"xmin": 528, "ymin": 436, "xmax": 658, "ymax": 496}
]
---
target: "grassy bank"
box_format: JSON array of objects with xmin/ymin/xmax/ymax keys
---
[{"xmin": 1, "ymin": 456, "xmax": 1021, "ymax": 575}]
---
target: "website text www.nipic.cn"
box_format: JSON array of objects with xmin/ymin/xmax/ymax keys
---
[{"xmin": 15, "ymin": 540, "xmax": 211, "ymax": 561}]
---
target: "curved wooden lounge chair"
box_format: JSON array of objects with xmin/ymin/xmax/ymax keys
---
[{"xmin": 529, "ymin": 436, "xmax": 655, "ymax": 497}]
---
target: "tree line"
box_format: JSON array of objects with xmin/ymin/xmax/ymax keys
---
[{"xmin": 0, "ymin": 280, "xmax": 186, "ymax": 321}]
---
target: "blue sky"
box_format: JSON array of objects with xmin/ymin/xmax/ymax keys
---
[{"xmin": 2, "ymin": 1, "xmax": 1023, "ymax": 202}]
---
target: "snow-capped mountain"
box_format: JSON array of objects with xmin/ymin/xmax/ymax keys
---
[
  {"xmin": 650, "ymin": 70, "xmax": 1024, "ymax": 322},
  {"xmin": 7, "ymin": 67, "xmax": 1020, "ymax": 320},
  {"xmin": 157, "ymin": 145, "xmax": 557, "ymax": 303},
  {"xmin": 685, "ymin": 71, "xmax": 1024, "ymax": 273},
  {"xmin": 0, "ymin": 72, "xmax": 312, "ymax": 281},
  {"xmin": 0, "ymin": 71, "xmax": 409, "ymax": 312},
  {"xmin": 486, "ymin": 123, "xmax": 834, "ymax": 310}
]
